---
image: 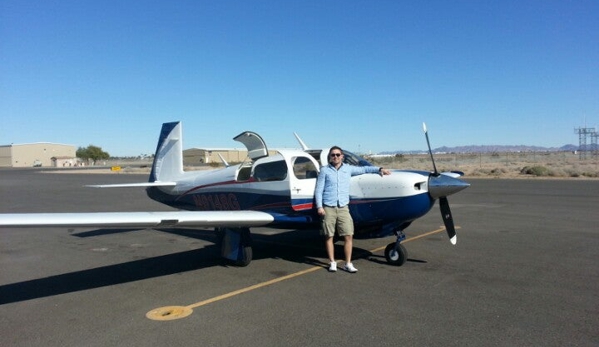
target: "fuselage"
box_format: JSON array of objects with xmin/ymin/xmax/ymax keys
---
[{"xmin": 146, "ymin": 149, "xmax": 446, "ymax": 238}]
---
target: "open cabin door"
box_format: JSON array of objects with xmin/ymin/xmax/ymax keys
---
[
  {"xmin": 233, "ymin": 131, "xmax": 269, "ymax": 160},
  {"xmin": 288, "ymin": 154, "xmax": 319, "ymax": 211}
]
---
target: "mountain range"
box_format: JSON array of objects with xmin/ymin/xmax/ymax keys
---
[{"xmin": 380, "ymin": 144, "xmax": 598, "ymax": 154}]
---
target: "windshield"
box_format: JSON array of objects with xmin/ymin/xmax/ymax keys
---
[{"xmin": 342, "ymin": 150, "xmax": 373, "ymax": 166}]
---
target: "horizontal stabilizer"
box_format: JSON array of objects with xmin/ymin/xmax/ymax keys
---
[{"xmin": 0, "ymin": 211, "xmax": 274, "ymax": 228}]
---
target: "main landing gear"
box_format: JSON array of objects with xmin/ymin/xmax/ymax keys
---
[
  {"xmin": 216, "ymin": 227, "xmax": 253, "ymax": 267},
  {"xmin": 384, "ymin": 230, "xmax": 408, "ymax": 266}
]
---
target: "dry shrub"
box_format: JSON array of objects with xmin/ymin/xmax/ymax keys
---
[{"xmin": 520, "ymin": 166, "xmax": 552, "ymax": 176}]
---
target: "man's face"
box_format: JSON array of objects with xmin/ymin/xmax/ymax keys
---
[{"xmin": 329, "ymin": 150, "xmax": 343, "ymax": 164}]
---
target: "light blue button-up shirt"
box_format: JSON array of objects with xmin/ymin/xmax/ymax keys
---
[{"xmin": 315, "ymin": 163, "xmax": 380, "ymax": 209}]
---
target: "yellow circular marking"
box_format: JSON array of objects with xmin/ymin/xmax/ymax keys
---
[{"xmin": 146, "ymin": 306, "xmax": 193, "ymax": 321}]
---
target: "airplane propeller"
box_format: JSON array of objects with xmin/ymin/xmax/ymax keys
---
[
  {"xmin": 423, "ymin": 122, "xmax": 439, "ymax": 176},
  {"xmin": 423, "ymin": 123, "xmax": 465, "ymax": 245},
  {"xmin": 439, "ymin": 196, "xmax": 457, "ymax": 245}
]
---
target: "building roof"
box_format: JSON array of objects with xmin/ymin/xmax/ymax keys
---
[{"xmin": 0, "ymin": 142, "xmax": 75, "ymax": 147}]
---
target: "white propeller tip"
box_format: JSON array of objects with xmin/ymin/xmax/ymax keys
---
[{"xmin": 450, "ymin": 235, "xmax": 457, "ymax": 245}]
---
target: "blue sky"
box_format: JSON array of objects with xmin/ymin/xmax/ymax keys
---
[{"xmin": 1, "ymin": 1, "xmax": 597, "ymax": 156}]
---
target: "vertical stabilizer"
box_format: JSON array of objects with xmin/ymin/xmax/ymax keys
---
[{"xmin": 149, "ymin": 122, "xmax": 184, "ymax": 182}]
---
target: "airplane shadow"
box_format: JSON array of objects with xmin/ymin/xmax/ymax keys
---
[
  {"xmin": 157, "ymin": 227, "xmax": 336, "ymax": 268},
  {"xmin": 0, "ymin": 228, "xmax": 326, "ymax": 304},
  {"xmin": 367, "ymin": 254, "xmax": 428, "ymax": 265},
  {"xmin": 0, "ymin": 246, "xmax": 222, "ymax": 305},
  {"xmin": 72, "ymin": 228, "xmax": 143, "ymax": 237},
  {"xmin": 0, "ymin": 227, "xmax": 423, "ymax": 305}
]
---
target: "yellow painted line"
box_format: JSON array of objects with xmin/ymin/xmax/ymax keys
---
[
  {"xmin": 187, "ymin": 266, "xmax": 322, "ymax": 309},
  {"xmin": 146, "ymin": 226, "xmax": 461, "ymax": 321},
  {"xmin": 147, "ymin": 266, "xmax": 322, "ymax": 321}
]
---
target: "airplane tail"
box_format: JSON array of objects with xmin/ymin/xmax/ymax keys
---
[{"xmin": 149, "ymin": 122, "xmax": 184, "ymax": 183}]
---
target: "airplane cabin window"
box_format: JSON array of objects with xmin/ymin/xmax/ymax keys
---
[
  {"xmin": 253, "ymin": 160, "xmax": 288, "ymax": 181},
  {"xmin": 236, "ymin": 166, "xmax": 252, "ymax": 181},
  {"xmin": 305, "ymin": 149, "xmax": 322, "ymax": 162},
  {"xmin": 292, "ymin": 157, "xmax": 318, "ymax": 179}
]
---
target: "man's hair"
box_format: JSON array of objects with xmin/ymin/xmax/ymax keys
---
[{"xmin": 328, "ymin": 146, "xmax": 343, "ymax": 155}]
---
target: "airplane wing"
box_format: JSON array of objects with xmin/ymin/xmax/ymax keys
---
[
  {"xmin": 0, "ymin": 211, "xmax": 274, "ymax": 228},
  {"xmin": 86, "ymin": 181, "xmax": 177, "ymax": 188}
]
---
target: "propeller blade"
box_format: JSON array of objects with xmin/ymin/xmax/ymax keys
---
[
  {"xmin": 422, "ymin": 122, "xmax": 438, "ymax": 175},
  {"xmin": 439, "ymin": 197, "xmax": 457, "ymax": 245}
]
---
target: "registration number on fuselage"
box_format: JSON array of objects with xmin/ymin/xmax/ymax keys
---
[{"xmin": 192, "ymin": 193, "xmax": 241, "ymax": 211}]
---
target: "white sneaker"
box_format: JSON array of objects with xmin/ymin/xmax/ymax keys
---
[
  {"xmin": 328, "ymin": 261, "xmax": 337, "ymax": 272},
  {"xmin": 344, "ymin": 263, "xmax": 358, "ymax": 273}
]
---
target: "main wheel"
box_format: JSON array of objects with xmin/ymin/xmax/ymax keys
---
[
  {"xmin": 232, "ymin": 246, "xmax": 252, "ymax": 267},
  {"xmin": 384, "ymin": 243, "xmax": 408, "ymax": 266},
  {"xmin": 218, "ymin": 227, "xmax": 253, "ymax": 267}
]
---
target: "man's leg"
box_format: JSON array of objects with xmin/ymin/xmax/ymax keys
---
[
  {"xmin": 343, "ymin": 235, "xmax": 353, "ymax": 263},
  {"xmin": 321, "ymin": 207, "xmax": 337, "ymax": 271},
  {"xmin": 337, "ymin": 206, "xmax": 357, "ymax": 272},
  {"xmin": 325, "ymin": 236, "xmax": 335, "ymax": 262}
]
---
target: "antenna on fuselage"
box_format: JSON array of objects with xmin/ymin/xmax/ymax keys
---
[
  {"xmin": 217, "ymin": 153, "xmax": 230, "ymax": 168},
  {"xmin": 294, "ymin": 133, "xmax": 309, "ymax": 151}
]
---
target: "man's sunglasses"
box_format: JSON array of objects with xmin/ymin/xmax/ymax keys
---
[{"xmin": 330, "ymin": 153, "xmax": 342, "ymax": 157}]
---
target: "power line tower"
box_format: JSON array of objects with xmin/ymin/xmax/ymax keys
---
[
  {"xmin": 574, "ymin": 127, "xmax": 597, "ymax": 160},
  {"xmin": 591, "ymin": 131, "xmax": 598, "ymax": 158}
]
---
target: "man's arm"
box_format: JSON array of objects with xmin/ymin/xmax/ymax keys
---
[
  {"xmin": 314, "ymin": 168, "xmax": 326, "ymax": 209},
  {"xmin": 350, "ymin": 165, "xmax": 390, "ymax": 176}
]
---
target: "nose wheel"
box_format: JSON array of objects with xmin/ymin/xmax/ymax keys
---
[
  {"xmin": 384, "ymin": 242, "xmax": 408, "ymax": 266},
  {"xmin": 384, "ymin": 229, "xmax": 408, "ymax": 266}
]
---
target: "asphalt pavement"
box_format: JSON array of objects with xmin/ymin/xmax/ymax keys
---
[{"xmin": 0, "ymin": 168, "xmax": 598, "ymax": 347}]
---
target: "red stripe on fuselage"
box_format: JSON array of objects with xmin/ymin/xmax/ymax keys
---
[{"xmin": 292, "ymin": 203, "xmax": 314, "ymax": 211}]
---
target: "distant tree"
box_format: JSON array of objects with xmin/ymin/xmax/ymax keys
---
[{"xmin": 77, "ymin": 145, "xmax": 110, "ymax": 163}]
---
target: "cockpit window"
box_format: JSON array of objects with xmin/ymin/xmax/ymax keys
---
[
  {"xmin": 252, "ymin": 160, "xmax": 287, "ymax": 182},
  {"xmin": 292, "ymin": 157, "xmax": 318, "ymax": 179},
  {"xmin": 342, "ymin": 150, "xmax": 373, "ymax": 166}
]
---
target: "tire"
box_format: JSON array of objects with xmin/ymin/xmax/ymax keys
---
[
  {"xmin": 233, "ymin": 246, "xmax": 252, "ymax": 267},
  {"xmin": 384, "ymin": 243, "xmax": 408, "ymax": 266}
]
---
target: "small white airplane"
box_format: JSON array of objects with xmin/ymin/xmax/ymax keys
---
[{"xmin": 0, "ymin": 122, "xmax": 469, "ymax": 267}]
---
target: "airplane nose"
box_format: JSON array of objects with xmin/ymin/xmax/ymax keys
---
[{"xmin": 428, "ymin": 174, "xmax": 470, "ymax": 199}]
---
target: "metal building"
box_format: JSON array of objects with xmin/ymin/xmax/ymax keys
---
[
  {"xmin": 0, "ymin": 143, "xmax": 76, "ymax": 168},
  {"xmin": 183, "ymin": 148, "xmax": 278, "ymax": 166}
]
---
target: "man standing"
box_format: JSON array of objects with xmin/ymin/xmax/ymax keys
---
[{"xmin": 314, "ymin": 146, "xmax": 391, "ymax": 273}]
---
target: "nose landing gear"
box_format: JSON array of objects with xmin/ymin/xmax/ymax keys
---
[{"xmin": 384, "ymin": 230, "xmax": 408, "ymax": 266}]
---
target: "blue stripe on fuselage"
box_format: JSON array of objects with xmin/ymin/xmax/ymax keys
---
[{"xmin": 147, "ymin": 187, "xmax": 434, "ymax": 235}]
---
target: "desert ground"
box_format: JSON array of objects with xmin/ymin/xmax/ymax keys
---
[
  {"xmin": 53, "ymin": 151, "xmax": 599, "ymax": 179},
  {"xmin": 368, "ymin": 151, "xmax": 599, "ymax": 179}
]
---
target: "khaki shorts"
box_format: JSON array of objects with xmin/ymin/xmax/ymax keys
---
[{"xmin": 321, "ymin": 206, "xmax": 354, "ymax": 237}]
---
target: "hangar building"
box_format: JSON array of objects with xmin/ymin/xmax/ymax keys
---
[
  {"xmin": 0, "ymin": 143, "xmax": 77, "ymax": 168},
  {"xmin": 183, "ymin": 148, "xmax": 278, "ymax": 166}
]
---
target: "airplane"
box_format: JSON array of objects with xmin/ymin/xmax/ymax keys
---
[{"xmin": 0, "ymin": 121, "xmax": 470, "ymax": 267}]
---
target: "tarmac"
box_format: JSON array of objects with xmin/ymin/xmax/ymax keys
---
[{"xmin": 1, "ymin": 168, "xmax": 598, "ymax": 347}]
